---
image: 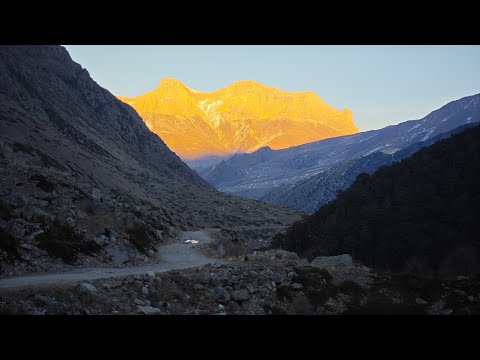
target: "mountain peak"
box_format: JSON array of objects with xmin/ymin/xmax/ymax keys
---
[
  {"xmin": 226, "ymin": 79, "xmax": 265, "ymax": 89},
  {"xmin": 118, "ymin": 79, "xmax": 358, "ymax": 159},
  {"xmin": 156, "ymin": 77, "xmax": 187, "ymax": 89}
]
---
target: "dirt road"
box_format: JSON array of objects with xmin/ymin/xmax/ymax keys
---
[{"xmin": 0, "ymin": 230, "xmax": 218, "ymax": 291}]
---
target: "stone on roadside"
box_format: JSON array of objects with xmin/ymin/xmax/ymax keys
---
[
  {"xmin": 77, "ymin": 281, "xmax": 97, "ymax": 295},
  {"xmin": 217, "ymin": 244, "xmax": 226, "ymax": 257},
  {"xmin": 311, "ymin": 254, "xmax": 353, "ymax": 269},
  {"xmin": 137, "ymin": 305, "xmax": 162, "ymax": 315},
  {"xmin": 134, "ymin": 298, "xmax": 145, "ymax": 305}
]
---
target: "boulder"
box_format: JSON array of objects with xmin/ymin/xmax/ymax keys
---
[
  {"xmin": 66, "ymin": 217, "xmax": 76, "ymax": 228},
  {"xmin": 217, "ymin": 244, "xmax": 226, "ymax": 257},
  {"xmin": 231, "ymin": 289, "xmax": 249, "ymax": 302},
  {"xmin": 311, "ymin": 254, "xmax": 353, "ymax": 269},
  {"xmin": 214, "ymin": 286, "xmax": 230, "ymax": 302},
  {"xmin": 106, "ymin": 246, "xmax": 130, "ymax": 264},
  {"xmin": 272, "ymin": 270, "xmax": 286, "ymax": 283},
  {"xmin": 137, "ymin": 305, "xmax": 162, "ymax": 315},
  {"xmin": 10, "ymin": 223, "xmax": 25, "ymax": 238},
  {"xmin": 134, "ymin": 298, "xmax": 145, "ymax": 305},
  {"xmin": 290, "ymin": 283, "xmax": 303, "ymax": 290},
  {"xmin": 94, "ymin": 235, "xmax": 110, "ymax": 246},
  {"xmin": 91, "ymin": 188, "xmax": 102, "ymax": 201},
  {"xmin": 246, "ymin": 283, "xmax": 258, "ymax": 294},
  {"xmin": 154, "ymin": 229, "xmax": 164, "ymax": 241},
  {"xmin": 77, "ymin": 281, "xmax": 97, "ymax": 295}
]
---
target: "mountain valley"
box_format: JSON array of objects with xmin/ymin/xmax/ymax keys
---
[{"xmin": 1, "ymin": 45, "xmax": 479, "ymax": 315}]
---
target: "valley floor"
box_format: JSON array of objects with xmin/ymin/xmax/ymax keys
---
[{"xmin": 1, "ymin": 229, "xmax": 479, "ymax": 315}]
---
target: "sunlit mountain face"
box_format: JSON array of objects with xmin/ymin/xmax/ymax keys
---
[{"xmin": 118, "ymin": 78, "xmax": 358, "ymax": 159}]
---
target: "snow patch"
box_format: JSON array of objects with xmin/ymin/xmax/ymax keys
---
[
  {"xmin": 421, "ymin": 128, "xmax": 435, "ymax": 141},
  {"xmin": 364, "ymin": 146, "xmax": 383, "ymax": 156},
  {"xmin": 198, "ymin": 99, "xmax": 225, "ymax": 127},
  {"xmin": 464, "ymin": 99, "xmax": 474, "ymax": 109},
  {"xmin": 407, "ymin": 123, "xmax": 422, "ymax": 132}
]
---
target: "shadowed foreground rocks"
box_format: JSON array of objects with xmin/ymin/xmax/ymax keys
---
[{"xmin": 1, "ymin": 250, "xmax": 479, "ymax": 315}]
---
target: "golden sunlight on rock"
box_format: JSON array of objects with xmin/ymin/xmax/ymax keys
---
[{"xmin": 117, "ymin": 79, "xmax": 358, "ymax": 159}]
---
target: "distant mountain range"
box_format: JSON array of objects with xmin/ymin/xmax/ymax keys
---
[
  {"xmin": 262, "ymin": 122, "xmax": 480, "ymax": 212},
  {"xmin": 118, "ymin": 79, "xmax": 358, "ymax": 159},
  {"xmin": 201, "ymin": 94, "xmax": 480, "ymax": 212}
]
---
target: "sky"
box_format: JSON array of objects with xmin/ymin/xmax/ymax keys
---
[{"xmin": 65, "ymin": 45, "xmax": 480, "ymax": 132}]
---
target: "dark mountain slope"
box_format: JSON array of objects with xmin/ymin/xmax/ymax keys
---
[
  {"xmin": 0, "ymin": 46, "xmax": 208, "ymax": 187},
  {"xmin": 0, "ymin": 46, "xmax": 301, "ymax": 275},
  {"xmin": 274, "ymin": 125, "xmax": 480, "ymax": 278}
]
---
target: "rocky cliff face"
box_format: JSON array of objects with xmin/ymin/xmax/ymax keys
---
[
  {"xmin": 118, "ymin": 79, "xmax": 358, "ymax": 159},
  {"xmin": 0, "ymin": 46, "xmax": 302, "ymax": 276}
]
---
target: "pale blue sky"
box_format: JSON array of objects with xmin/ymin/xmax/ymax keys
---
[{"xmin": 65, "ymin": 45, "xmax": 480, "ymax": 131}]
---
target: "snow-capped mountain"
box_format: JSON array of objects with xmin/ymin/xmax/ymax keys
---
[{"xmin": 118, "ymin": 78, "xmax": 358, "ymax": 159}]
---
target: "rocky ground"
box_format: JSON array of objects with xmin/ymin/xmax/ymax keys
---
[
  {"xmin": 1, "ymin": 249, "xmax": 479, "ymax": 315},
  {"xmin": 0, "ymin": 142, "xmax": 176, "ymax": 276}
]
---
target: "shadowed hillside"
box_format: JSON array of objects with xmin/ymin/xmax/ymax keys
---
[
  {"xmin": 0, "ymin": 45, "xmax": 302, "ymax": 275},
  {"xmin": 274, "ymin": 125, "xmax": 480, "ymax": 278}
]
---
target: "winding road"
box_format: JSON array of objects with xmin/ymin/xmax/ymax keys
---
[{"xmin": 0, "ymin": 230, "xmax": 219, "ymax": 291}]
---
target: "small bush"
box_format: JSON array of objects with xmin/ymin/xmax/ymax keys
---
[
  {"xmin": 30, "ymin": 174, "xmax": 56, "ymax": 192},
  {"xmin": 126, "ymin": 223, "xmax": 154, "ymax": 254},
  {"xmin": 38, "ymin": 221, "xmax": 100, "ymax": 264},
  {"xmin": 0, "ymin": 200, "xmax": 11, "ymax": 219},
  {"xmin": 0, "ymin": 229, "xmax": 18, "ymax": 258}
]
